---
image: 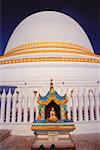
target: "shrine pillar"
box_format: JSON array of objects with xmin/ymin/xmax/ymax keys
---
[{"xmin": 60, "ymin": 105, "xmax": 66, "ymax": 120}]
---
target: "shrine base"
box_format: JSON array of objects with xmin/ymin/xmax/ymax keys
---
[{"xmin": 31, "ymin": 132, "xmax": 76, "ymax": 149}]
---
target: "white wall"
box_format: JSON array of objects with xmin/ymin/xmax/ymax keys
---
[{"xmin": 0, "ymin": 62, "xmax": 99, "ymax": 86}]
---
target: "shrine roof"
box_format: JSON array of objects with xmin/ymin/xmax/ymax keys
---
[{"xmin": 37, "ymin": 80, "xmax": 68, "ymax": 105}]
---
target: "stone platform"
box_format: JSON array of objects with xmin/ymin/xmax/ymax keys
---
[
  {"xmin": 0, "ymin": 133, "xmax": 100, "ymax": 150},
  {"xmin": 31, "ymin": 137, "xmax": 75, "ymax": 149},
  {"xmin": 32, "ymin": 131, "xmax": 75, "ymax": 149}
]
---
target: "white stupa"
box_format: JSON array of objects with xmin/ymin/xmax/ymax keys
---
[
  {"xmin": 0, "ymin": 11, "xmax": 99, "ymax": 86},
  {"xmin": 5, "ymin": 11, "xmax": 93, "ymax": 52},
  {"xmin": 0, "ymin": 11, "xmax": 100, "ymax": 135}
]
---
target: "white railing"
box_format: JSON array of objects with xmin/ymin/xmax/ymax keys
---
[{"xmin": 0, "ymin": 87, "xmax": 100, "ymax": 123}]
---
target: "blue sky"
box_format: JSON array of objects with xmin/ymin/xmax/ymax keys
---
[{"xmin": 0, "ymin": 0, "xmax": 100, "ymax": 55}]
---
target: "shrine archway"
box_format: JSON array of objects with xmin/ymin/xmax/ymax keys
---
[{"xmin": 45, "ymin": 100, "xmax": 60, "ymax": 120}]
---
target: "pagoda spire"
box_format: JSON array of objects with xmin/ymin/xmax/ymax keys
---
[{"xmin": 50, "ymin": 79, "xmax": 53, "ymax": 88}]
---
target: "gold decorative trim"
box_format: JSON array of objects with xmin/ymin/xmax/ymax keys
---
[
  {"xmin": 0, "ymin": 49, "xmax": 99, "ymax": 59},
  {"xmin": 31, "ymin": 125, "xmax": 76, "ymax": 131},
  {"xmin": 0, "ymin": 57, "xmax": 100, "ymax": 65},
  {"xmin": 38, "ymin": 98, "xmax": 67, "ymax": 105},
  {"xmin": 5, "ymin": 41, "xmax": 93, "ymax": 54}
]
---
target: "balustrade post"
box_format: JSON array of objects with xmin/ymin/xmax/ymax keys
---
[
  {"xmin": 30, "ymin": 92, "xmax": 34, "ymax": 123},
  {"xmin": 66, "ymin": 93, "xmax": 71, "ymax": 119},
  {"xmin": 94, "ymin": 88, "xmax": 100, "ymax": 120},
  {"xmin": 89, "ymin": 90, "xmax": 94, "ymax": 121},
  {"xmin": 12, "ymin": 91, "xmax": 17, "ymax": 122},
  {"xmin": 33, "ymin": 92, "xmax": 38, "ymax": 121},
  {"xmin": 23, "ymin": 93, "xmax": 28, "ymax": 123},
  {"xmin": 18, "ymin": 92, "xmax": 22, "ymax": 122},
  {"xmin": 72, "ymin": 89, "xmax": 78, "ymax": 122},
  {"xmin": 77, "ymin": 88, "xmax": 83, "ymax": 121},
  {"xmin": 6, "ymin": 89, "xmax": 12, "ymax": 122},
  {"xmin": 83, "ymin": 88, "xmax": 89, "ymax": 121},
  {"xmin": 0, "ymin": 89, "xmax": 6, "ymax": 122}
]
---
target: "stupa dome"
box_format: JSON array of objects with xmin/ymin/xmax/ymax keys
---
[
  {"xmin": 0, "ymin": 11, "xmax": 99, "ymax": 88},
  {"xmin": 5, "ymin": 11, "xmax": 93, "ymax": 53}
]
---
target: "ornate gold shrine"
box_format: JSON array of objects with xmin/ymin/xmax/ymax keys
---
[{"xmin": 31, "ymin": 79, "xmax": 75, "ymax": 133}]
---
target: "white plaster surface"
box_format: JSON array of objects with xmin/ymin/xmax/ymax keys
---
[
  {"xmin": 5, "ymin": 11, "xmax": 93, "ymax": 53},
  {"xmin": 0, "ymin": 62, "xmax": 99, "ymax": 86}
]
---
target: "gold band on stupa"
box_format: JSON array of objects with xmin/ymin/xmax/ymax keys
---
[
  {"xmin": 0, "ymin": 57, "xmax": 100, "ymax": 65},
  {"xmin": 0, "ymin": 49, "xmax": 99, "ymax": 59},
  {"xmin": 0, "ymin": 42, "xmax": 99, "ymax": 64},
  {"xmin": 4, "ymin": 41, "xmax": 94, "ymax": 54}
]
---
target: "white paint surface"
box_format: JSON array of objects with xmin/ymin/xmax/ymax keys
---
[{"xmin": 5, "ymin": 11, "xmax": 93, "ymax": 53}]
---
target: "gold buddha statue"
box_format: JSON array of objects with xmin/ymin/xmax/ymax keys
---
[{"xmin": 47, "ymin": 107, "xmax": 58, "ymax": 122}]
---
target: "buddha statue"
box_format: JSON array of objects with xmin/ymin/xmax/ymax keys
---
[{"xmin": 47, "ymin": 107, "xmax": 58, "ymax": 122}]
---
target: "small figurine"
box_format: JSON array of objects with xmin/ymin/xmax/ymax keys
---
[{"xmin": 47, "ymin": 107, "xmax": 58, "ymax": 122}]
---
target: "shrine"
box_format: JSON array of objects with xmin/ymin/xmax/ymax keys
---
[
  {"xmin": 36, "ymin": 79, "xmax": 68, "ymax": 122},
  {"xmin": 31, "ymin": 79, "xmax": 75, "ymax": 124},
  {"xmin": 31, "ymin": 80, "xmax": 75, "ymax": 149}
]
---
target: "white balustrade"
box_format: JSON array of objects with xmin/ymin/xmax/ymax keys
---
[
  {"xmin": 72, "ymin": 89, "xmax": 78, "ymax": 122},
  {"xmin": 30, "ymin": 92, "xmax": 34, "ymax": 123},
  {"xmin": 34, "ymin": 92, "xmax": 38, "ymax": 120},
  {"xmin": 0, "ymin": 86, "xmax": 100, "ymax": 125},
  {"xmin": 0, "ymin": 89, "xmax": 6, "ymax": 122},
  {"xmin": 67, "ymin": 89, "xmax": 71, "ymax": 119},
  {"xmin": 17, "ymin": 92, "xmax": 22, "ymax": 122},
  {"xmin": 94, "ymin": 88, "xmax": 100, "ymax": 120},
  {"xmin": 23, "ymin": 93, "xmax": 28, "ymax": 123},
  {"xmin": 12, "ymin": 91, "xmax": 17, "ymax": 122},
  {"xmin": 77, "ymin": 88, "xmax": 83, "ymax": 121},
  {"xmin": 6, "ymin": 89, "xmax": 12, "ymax": 122},
  {"xmin": 89, "ymin": 90, "xmax": 94, "ymax": 121},
  {"xmin": 83, "ymin": 88, "xmax": 89, "ymax": 121}
]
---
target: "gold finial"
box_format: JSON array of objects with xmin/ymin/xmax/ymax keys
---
[{"xmin": 50, "ymin": 79, "xmax": 53, "ymax": 88}]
